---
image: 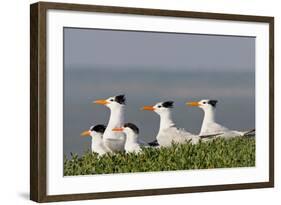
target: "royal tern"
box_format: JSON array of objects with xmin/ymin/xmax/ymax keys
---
[
  {"xmin": 94, "ymin": 95, "xmax": 126, "ymax": 152},
  {"xmin": 80, "ymin": 124, "xmax": 111, "ymax": 156},
  {"xmin": 187, "ymin": 99, "xmax": 255, "ymax": 139},
  {"xmin": 112, "ymin": 123, "xmax": 142, "ymax": 154},
  {"xmin": 142, "ymin": 101, "xmax": 200, "ymax": 147}
]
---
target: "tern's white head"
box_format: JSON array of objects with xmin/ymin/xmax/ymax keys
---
[
  {"xmin": 142, "ymin": 101, "xmax": 174, "ymax": 115},
  {"xmin": 93, "ymin": 94, "xmax": 126, "ymax": 110},
  {"xmin": 112, "ymin": 123, "xmax": 139, "ymax": 140},
  {"xmin": 186, "ymin": 99, "xmax": 218, "ymax": 111},
  {"xmin": 80, "ymin": 124, "xmax": 106, "ymax": 139}
]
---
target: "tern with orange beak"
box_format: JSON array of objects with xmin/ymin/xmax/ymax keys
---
[
  {"xmin": 142, "ymin": 101, "xmax": 200, "ymax": 147},
  {"xmin": 112, "ymin": 123, "xmax": 142, "ymax": 154},
  {"xmin": 186, "ymin": 99, "xmax": 255, "ymax": 138},
  {"xmin": 93, "ymin": 95, "xmax": 126, "ymax": 152},
  {"xmin": 80, "ymin": 124, "xmax": 111, "ymax": 156}
]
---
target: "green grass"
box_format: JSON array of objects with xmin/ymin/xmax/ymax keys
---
[{"xmin": 64, "ymin": 137, "xmax": 255, "ymax": 176}]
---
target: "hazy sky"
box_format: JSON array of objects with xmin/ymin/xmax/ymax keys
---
[
  {"xmin": 63, "ymin": 27, "xmax": 255, "ymax": 157},
  {"xmin": 64, "ymin": 28, "xmax": 255, "ymax": 71}
]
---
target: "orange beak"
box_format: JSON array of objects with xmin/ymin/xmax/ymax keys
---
[
  {"xmin": 112, "ymin": 127, "xmax": 124, "ymax": 132},
  {"xmin": 142, "ymin": 106, "xmax": 155, "ymax": 111},
  {"xmin": 94, "ymin": 99, "xmax": 108, "ymax": 105},
  {"xmin": 80, "ymin": 130, "xmax": 90, "ymax": 137},
  {"xmin": 186, "ymin": 101, "xmax": 200, "ymax": 107}
]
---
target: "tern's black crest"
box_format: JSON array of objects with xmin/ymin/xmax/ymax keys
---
[
  {"xmin": 90, "ymin": 124, "xmax": 106, "ymax": 133},
  {"xmin": 124, "ymin": 123, "xmax": 139, "ymax": 134},
  {"xmin": 115, "ymin": 95, "xmax": 126, "ymax": 104},
  {"xmin": 208, "ymin": 100, "xmax": 218, "ymax": 107},
  {"xmin": 162, "ymin": 101, "xmax": 174, "ymax": 108}
]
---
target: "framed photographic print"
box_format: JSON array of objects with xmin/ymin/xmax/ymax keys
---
[{"xmin": 30, "ymin": 1, "xmax": 274, "ymax": 202}]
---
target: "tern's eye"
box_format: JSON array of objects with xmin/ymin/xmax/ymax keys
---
[
  {"xmin": 158, "ymin": 105, "xmax": 162, "ymax": 108},
  {"xmin": 110, "ymin": 99, "xmax": 114, "ymax": 102},
  {"xmin": 203, "ymin": 102, "xmax": 206, "ymax": 104}
]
